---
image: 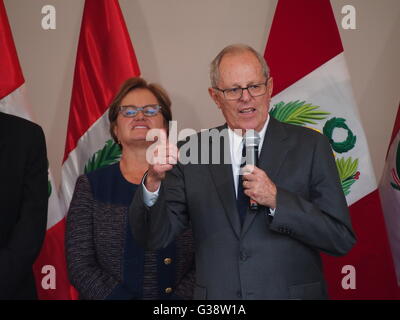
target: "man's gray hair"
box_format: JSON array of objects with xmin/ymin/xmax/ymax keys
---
[{"xmin": 209, "ymin": 44, "xmax": 270, "ymax": 88}]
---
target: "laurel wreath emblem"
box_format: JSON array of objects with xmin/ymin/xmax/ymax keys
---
[
  {"xmin": 323, "ymin": 117, "xmax": 356, "ymax": 154},
  {"xmin": 335, "ymin": 157, "xmax": 360, "ymax": 196},
  {"xmin": 84, "ymin": 139, "xmax": 122, "ymax": 174},
  {"xmin": 271, "ymin": 101, "xmax": 359, "ymax": 195}
]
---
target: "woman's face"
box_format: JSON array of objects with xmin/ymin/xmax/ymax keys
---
[{"xmin": 114, "ymin": 88, "xmax": 166, "ymax": 147}]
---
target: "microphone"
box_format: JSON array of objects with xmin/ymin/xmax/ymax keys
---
[{"xmin": 244, "ymin": 130, "xmax": 261, "ymax": 211}]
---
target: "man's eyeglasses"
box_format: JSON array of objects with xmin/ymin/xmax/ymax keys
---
[
  {"xmin": 119, "ymin": 104, "xmax": 162, "ymax": 117},
  {"xmin": 213, "ymin": 81, "xmax": 268, "ymax": 101}
]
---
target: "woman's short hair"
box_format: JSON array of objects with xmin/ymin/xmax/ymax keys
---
[{"xmin": 108, "ymin": 77, "xmax": 172, "ymax": 144}]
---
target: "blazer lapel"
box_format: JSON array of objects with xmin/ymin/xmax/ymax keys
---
[
  {"xmin": 207, "ymin": 124, "xmax": 241, "ymax": 238},
  {"xmin": 241, "ymin": 116, "xmax": 290, "ymax": 237}
]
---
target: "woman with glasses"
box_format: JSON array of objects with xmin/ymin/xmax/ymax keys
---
[{"xmin": 65, "ymin": 77, "xmax": 195, "ymax": 300}]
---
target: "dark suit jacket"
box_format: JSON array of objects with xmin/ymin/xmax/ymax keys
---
[
  {"xmin": 130, "ymin": 116, "xmax": 356, "ymax": 300},
  {"xmin": 0, "ymin": 112, "xmax": 48, "ymax": 299}
]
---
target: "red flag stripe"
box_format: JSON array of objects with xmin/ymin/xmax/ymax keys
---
[
  {"xmin": 0, "ymin": 0, "xmax": 24, "ymax": 99},
  {"xmin": 265, "ymin": 0, "xmax": 343, "ymax": 97},
  {"xmin": 33, "ymin": 219, "xmax": 71, "ymax": 300},
  {"xmin": 322, "ymin": 190, "xmax": 400, "ymax": 299},
  {"xmin": 63, "ymin": 0, "xmax": 140, "ymax": 162}
]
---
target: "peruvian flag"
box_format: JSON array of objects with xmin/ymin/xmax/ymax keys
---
[
  {"xmin": 60, "ymin": 0, "xmax": 140, "ymax": 208},
  {"xmin": 0, "ymin": 0, "xmax": 29, "ymax": 118},
  {"xmin": 379, "ymin": 104, "xmax": 400, "ymax": 286},
  {"xmin": 53, "ymin": 0, "xmax": 139, "ymax": 299},
  {"xmin": 265, "ymin": 0, "xmax": 400, "ymax": 298},
  {"xmin": 0, "ymin": 0, "xmax": 62, "ymax": 298}
]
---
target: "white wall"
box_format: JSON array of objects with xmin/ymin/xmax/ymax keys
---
[{"xmin": 4, "ymin": 0, "xmax": 400, "ymax": 187}]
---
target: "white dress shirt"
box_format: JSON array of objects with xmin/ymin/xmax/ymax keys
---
[{"xmin": 229, "ymin": 116, "xmax": 269, "ymax": 197}]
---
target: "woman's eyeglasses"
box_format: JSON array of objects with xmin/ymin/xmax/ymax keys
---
[{"xmin": 119, "ymin": 104, "xmax": 162, "ymax": 117}]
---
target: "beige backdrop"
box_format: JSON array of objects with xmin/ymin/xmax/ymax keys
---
[{"xmin": 4, "ymin": 0, "xmax": 400, "ymax": 188}]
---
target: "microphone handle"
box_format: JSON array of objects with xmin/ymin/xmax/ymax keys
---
[{"xmin": 249, "ymin": 145, "xmax": 259, "ymax": 211}]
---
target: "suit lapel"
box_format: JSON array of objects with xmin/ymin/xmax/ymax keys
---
[
  {"xmin": 207, "ymin": 124, "xmax": 241, "ymax": 238},
  {"xmin": 241, "ymin": 116, "xmax": 290, "ymax": 237},
  {"xmin": 207, "ymin": 118, "xmax": 291, "ymax": 239},
  {"xmin": 257, "ymin": 116, "xmax": 290, "ymax": 181}
]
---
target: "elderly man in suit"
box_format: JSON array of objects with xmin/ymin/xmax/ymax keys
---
[
  {"xmin": 0, "ymin": 112, "xmax": 48, "ymax": 299},
  {"xmin": 129, "ymin": 44, "xmax": 356, "ymax": 300}
]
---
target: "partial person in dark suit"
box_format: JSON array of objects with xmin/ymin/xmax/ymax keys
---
[
  {"xmin": 129, "ymin": 44, "xmax": 356, "ymax": 300},
  {"xmin": 0, "ymin": 112, "xmax": 48, "ymax": 299},
  {"xmin": 65, "ymin": 77, "xmax": 195, "ymax": 300}
]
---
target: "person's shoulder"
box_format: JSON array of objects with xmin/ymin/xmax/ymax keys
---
[
  {"xmin": 73, "ymin": 165, "xmax": 114, "ymax": 196},
  {"xmin": 273, "ymin": 117, "xmax": 327, "ymax": 142},
  {"xmin": 0, "ymin": 113, "xmax": 45, "ymax": 148},
  {"xmin": 177, "ymin": 124, "xmax": 227, "ymax": 146},
  {"xmin": 85, "ymin": 162, "xmax": 120, "ymax": 182},
  {"xmin": 0, "ymin": 112, "xmax": 43, "ymax": 133}
]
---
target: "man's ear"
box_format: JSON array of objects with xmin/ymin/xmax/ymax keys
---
[
  {"xmin": 208, "ymin": 87, "xmax": 221, "ymax": 109},
  {"xmin": 267, "ymin": 77, "xmax": 273, "ymax": 97}
]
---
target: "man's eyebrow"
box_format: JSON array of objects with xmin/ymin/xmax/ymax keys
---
[{"xmin": 226, "ymin": 80, "xmax": 263, "ymax": 88}]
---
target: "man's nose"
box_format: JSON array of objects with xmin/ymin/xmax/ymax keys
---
[{"xmin": 240, "ymin": 88, "xmax": 252, "ymax": 101}]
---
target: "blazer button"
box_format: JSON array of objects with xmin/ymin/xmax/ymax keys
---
[
  {"xmin": 164, "ymin": 258, "xmax": 172, "ymax": 265},
  {"xmin": 237, "ymin": 291, "xmax": 242, "ymax": 298},
  {"xmin": 165, "ymin": 287, "xmax": 173, "ymax": 294},
  {"xmin": 240, "ymin": 251, "xmax": 248, "ymax": 261},
  {"xmin": 279, "ymin": 226, "xmax": 290, "ymax": 234}
]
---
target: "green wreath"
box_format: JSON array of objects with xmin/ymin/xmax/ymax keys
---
[
  {"xmin": 323, "ymin": 117, "xmax": 356, "ymax": 153},
  {"xmin": 84, "ymin": 139, "xmax": 122, "ymax": 174},
  {"xmin": 270, "ymin": 100, "xmax": 330, "ymax": 126},
  {"xmin": 336, "ymin": 157, "xmax": 360, "ymax": 196}
]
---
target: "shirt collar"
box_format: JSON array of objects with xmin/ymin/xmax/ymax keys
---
[{"xmin": 228, "ymin": 114, "xmax": 270, "ymax": 156}]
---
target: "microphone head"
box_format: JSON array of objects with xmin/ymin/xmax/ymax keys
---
[{"xmin": 244, "ymin": 130, "xmax": 261, "ymax": 147}]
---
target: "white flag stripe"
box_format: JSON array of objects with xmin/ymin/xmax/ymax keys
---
[
  {"xmin": 272, "ymin": 53, "xmax": 376, "ymax": 205},
  {"xmin": 0, "ymin": 84, "xmax": 33, "ymax": 120},
  {"xmin": 59, "ymin": 110, "xmax": 112, "ymax": 222},
  {"xmin": 46, "ymin": 176, "xmax": 62, "ymax": 229}
]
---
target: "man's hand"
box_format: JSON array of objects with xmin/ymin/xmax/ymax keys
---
[
  {"xmin": 146, "ymin": 129, "xmax": 179, "ymax": 192},
  {"xmin": 242, "ymin": 165, "xmax": 277, "ymax": 209}
]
